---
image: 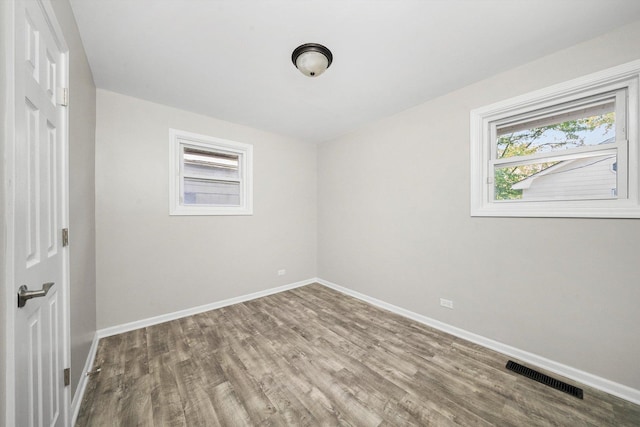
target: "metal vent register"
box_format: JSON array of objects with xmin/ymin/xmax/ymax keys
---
[{"xmin": 506, "ymin": 360, "xmax": 584, "ymax": 399}]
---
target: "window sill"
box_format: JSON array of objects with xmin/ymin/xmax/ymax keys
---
[
  {"xmin": 169, "ymin": 205, "xmax": 253, "ymax": 216},
  {"xmin": 471, "ymin": 200, "xmax": 640, "ymax": 218}
]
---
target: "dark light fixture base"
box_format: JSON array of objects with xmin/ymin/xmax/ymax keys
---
[{"xmin": 291, "ymin": 43, "xmax": 333, "ymax": 68}]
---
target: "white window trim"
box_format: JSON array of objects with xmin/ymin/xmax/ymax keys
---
[
  {"xmin": 470, "ymin": 59, "xmax": 640, "ymax": 218},
  {"xmin": 169, "ymin": 128, "xmax": 253, "ymax": 216}
]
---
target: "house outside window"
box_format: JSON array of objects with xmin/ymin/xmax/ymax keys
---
[
  {"xmin": 470, "ymin": 60, "xmax": 640, "ymax": 218},
  {"xmin": 169, "ymin": 129, "xmax": 253, "ymax": 215}
]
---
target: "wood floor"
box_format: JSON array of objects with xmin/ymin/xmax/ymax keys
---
[{"xmin": 76, "ymin": 284, "xmax": 640, "ymax": 426}]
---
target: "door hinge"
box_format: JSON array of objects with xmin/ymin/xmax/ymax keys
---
[
  {"xmin": 57, "ymin": 88, "xmax": 69, "ymax": 107},
  {"xmin": 62, "ymin": 228, "xmax": 69, "ymax": 247},
  {"xmin": 64, "ymin": 368, "xmax": 70, "ymax": 387}
]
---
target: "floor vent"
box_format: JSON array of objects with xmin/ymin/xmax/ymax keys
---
[{"xmin": 506, "ymin": 360, "xmax": 583, "ymax": 399}]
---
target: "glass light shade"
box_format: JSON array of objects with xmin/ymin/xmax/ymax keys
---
[{"xmin": 295, "ymin": 50, "xmax": 329, "ymax": 77}]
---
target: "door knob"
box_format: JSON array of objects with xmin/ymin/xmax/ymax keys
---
[{"xmin": 17, "ymin": 282, "xmax": 54, "ymax": 308}]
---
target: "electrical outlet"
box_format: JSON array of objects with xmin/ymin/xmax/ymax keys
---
[
  {"xmin": 277, "ymin": 269, "xmax": 286, "ymax": 276},
  {"xmin": 440, "ymin": 298, "xmax": 453, "ymax": 309}
]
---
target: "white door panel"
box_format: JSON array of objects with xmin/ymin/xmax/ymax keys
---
[{"xmin": 12, "ymin": 0, "xmax": 69, "ymax": 426}]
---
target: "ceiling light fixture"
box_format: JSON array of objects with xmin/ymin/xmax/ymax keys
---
[{"xmin": 292, "ymin": 43, "xmax": 333, "ymax": 77}]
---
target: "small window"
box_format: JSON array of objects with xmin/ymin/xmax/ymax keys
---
[
  {"xmin": 169, "ymin": 129, "xmax": 253, "ymax": 215},
  {"xmin": 471, "ymin": 60, "xmax": 640, "ymax": 218}
]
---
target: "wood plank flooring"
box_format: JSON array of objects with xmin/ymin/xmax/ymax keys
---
[{"xmin": 76, "ymin": 284, "xmax": 640, "ymax": 426}]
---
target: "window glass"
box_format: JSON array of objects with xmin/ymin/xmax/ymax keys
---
[
  {"xmin": 496, "ymin": 101, "xmax": 615, "ymax": 159},
  {"xmin": 183, "ymin": 178, "xmax": 241, "ymax": 206},
  {"xmin": 182, "ymin": 146, "xmax": 241, "ymax": 206},
  {"xmin": 494, "ymin": 153, "xmax": 616, "ymax": 201},
  {"xmin": 492, "ymin": 97, "xmax": 618, "ymax": 202}
]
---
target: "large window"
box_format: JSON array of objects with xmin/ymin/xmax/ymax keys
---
[
  {"xmin": 169, "ymin": 129, "xmax": 253, "ymax": 215},
  {"xmin": 471, "ymin": 60, "xmax": 640, "ymax": 218}
]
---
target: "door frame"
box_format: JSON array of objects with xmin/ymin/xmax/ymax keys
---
[{"xmin": 2, "ymin": 0, "xmax": 71, "ymax": 425}]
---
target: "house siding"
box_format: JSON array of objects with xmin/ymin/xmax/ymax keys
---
[{"xmin": 521, "ymin": 156, "xmax": 617, "ymax": 200}]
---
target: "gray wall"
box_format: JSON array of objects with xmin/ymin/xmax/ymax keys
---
[
  {"xmin": 318, "ymin": 20, "xmax": 640, "ymax": 390},
  {"xmin": 95, "ymin": 90, "xmax": 317, "ymax": 329},
  {"xmin": 50, "ymin": 0, "xmax": 97, "ymax": 396}
]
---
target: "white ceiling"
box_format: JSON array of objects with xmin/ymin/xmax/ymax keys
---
[{"xmin": 69, "ymin": 0, "xmax": 640, "ymax": 143}]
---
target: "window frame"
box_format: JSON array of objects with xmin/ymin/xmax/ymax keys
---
[
  {"xmin": 470, "ymin": 60, "xmax": 640, "ymax": 218},
  {"xmin": 169, "ymin": 128, "xmax": 253, "ymax": 216}
]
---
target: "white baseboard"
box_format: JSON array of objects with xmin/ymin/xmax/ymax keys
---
[
  {"xmin": 315, "ymin": 277, "xmax": 640, "ymax": 406},
  {"xmin": 97, "ymin": 278, "xmax": 316, "ymax": 339},
  {"xmin": 70, "ymin": 332, "xmax": 99, "ymax": 426}
]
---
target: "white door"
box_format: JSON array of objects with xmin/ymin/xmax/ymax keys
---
[{"xmin": 12, "ymin": 0, "xmax": 69, "ymax": 426}]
